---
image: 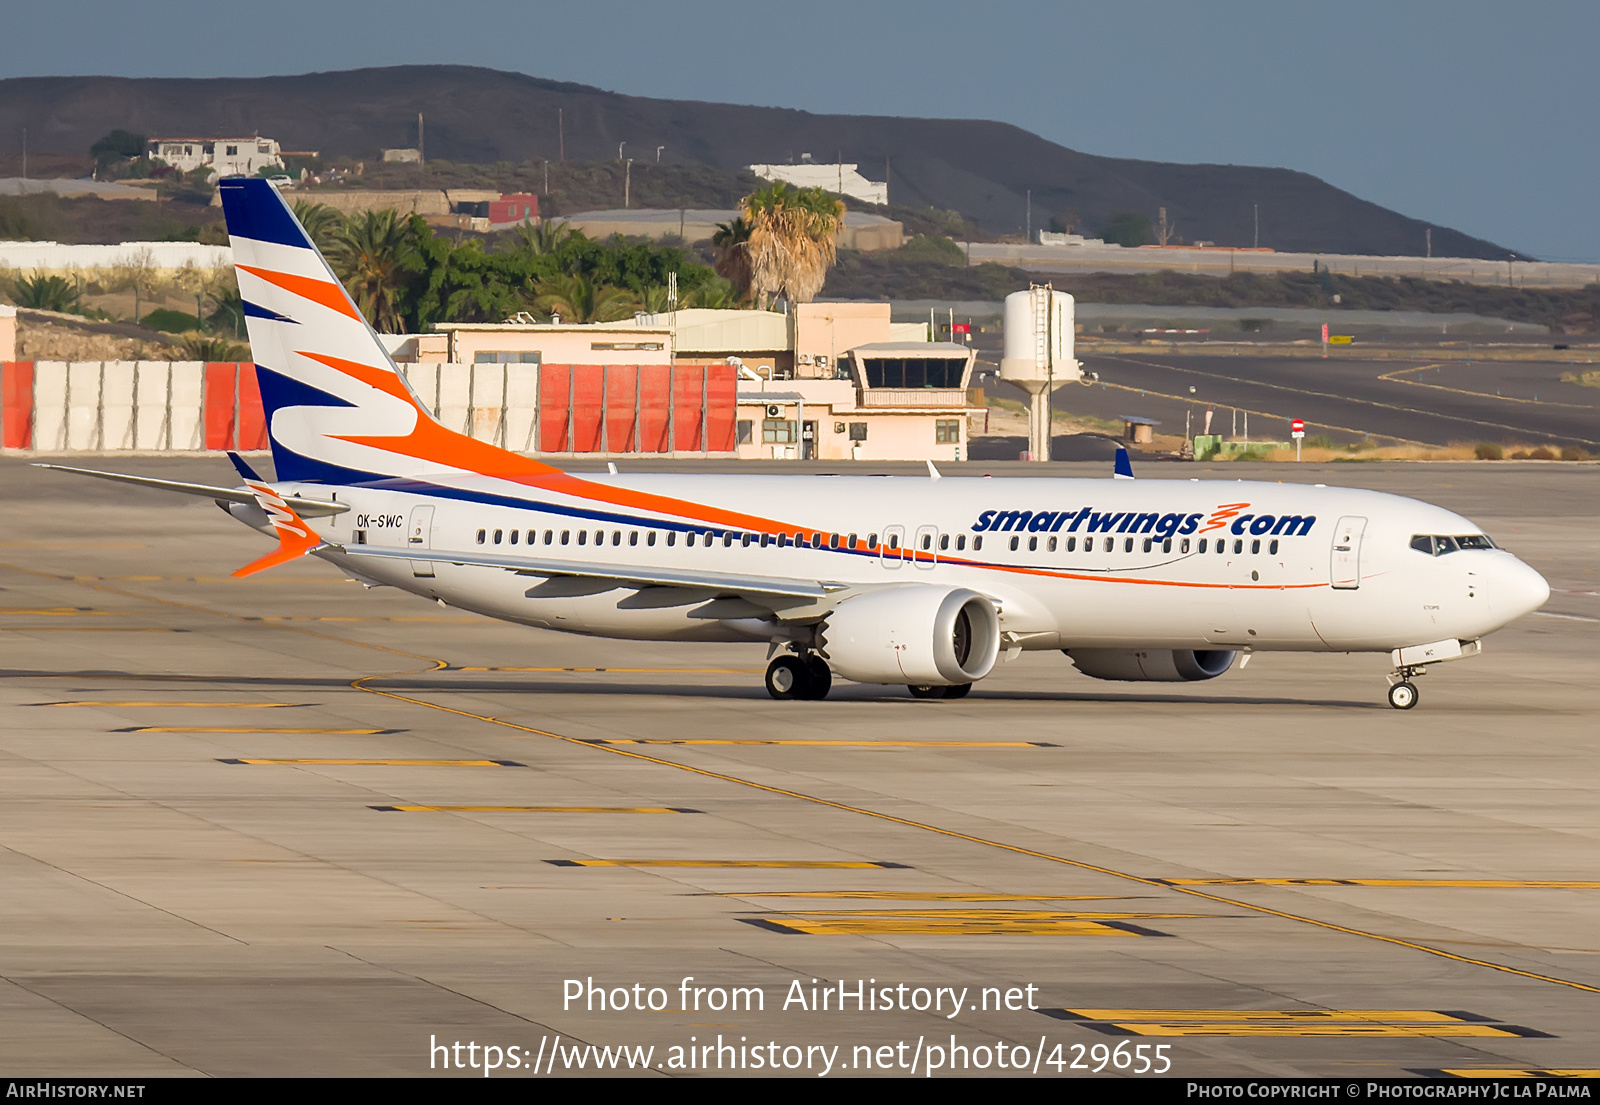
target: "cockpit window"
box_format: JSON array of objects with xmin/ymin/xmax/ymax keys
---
[{"xmin": 1410, "ymin": 534, "xmax": 1497, "ymax": 556}]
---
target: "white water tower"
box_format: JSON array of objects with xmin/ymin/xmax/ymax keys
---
[{"xmin": 1000, "ymin": 287, "xmax": 1081, "ymax": 461}]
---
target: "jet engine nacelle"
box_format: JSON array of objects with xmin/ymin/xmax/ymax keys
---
[
  {"xmin": 1065, "ymin": 648, "xmax": 1236, "ymax": 682},
  {"xmin": 823, "ymin": 586, "xmax": 1001, "ymax": 686}
]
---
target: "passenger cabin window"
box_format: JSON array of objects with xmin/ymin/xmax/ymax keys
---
[
  {"xmin": 476, "ymin": 529, "xmax": 486, "ymax": 544},
  {"xmin": 973, "ymin": 536, "xmax": 983, "ymax": 551},
  {"xmin": 868, "ymin": 534, "xmax": 878, "ymax": 549},
  {"xmin": 1047, "ymin": 537, "xmax": 1057, "ymax": 552},
  {"xmin": 1233, "ymin": 539, "xmax": 1243, "ymax": 554},
  {"xmin": 577, "ymin": 531, "xmax": 587, "ymax": 545},
  {"xmin": 543, "ymin": 530, "xmax": 553, "ymax": 544},
  {"xmin": 1067, "ymin": 537, "xmax": 1076, "ymax": 552},
  {"xmin": 1028, "ymin": 536, "xmax": 1038, "ymax": 552},
  {"xmin": 1269, "ymin": 539, "xmax": 1279, "ymax": 555},
  {"xmin": 939, "ymin": 534, "xmax": 949, "ymax": 551},
  {"xmin": 956, "ymin": 535, "xmax": 966, "ymax": 551},
  {"xmin": 666, "ymin": 533, "xmax": 675, "ymax": 546},
  {"xmin": 494, "ymin": 529, "xmax": 503, "ymax": 544},
  {"xmin": 1009, "ymin": 536, "xmax": 1019, "ymax": 551},
  {"xmin": 1124, "ymin": 538, "xmax": 1134, "ymax": 553},
  {"xmin": 561, "ymin": 530, "xmax": 570, "ymax": 544},
  {"xmin": 648, "ymin": 532, "xmax": 657, "ymax": 546},
  {"xmin": 1251, "ymin": 539, "xmax": 1261, "ymax": 554},
  {"xmin": 1181, "ymin": 538, "xmax": 1190, "ymax": 553},
  {"xmin": 510, "ymin": 530, "xmax": 518, "ymax": 544}
]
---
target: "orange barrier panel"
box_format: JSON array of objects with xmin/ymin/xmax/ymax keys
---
[
  {"xmin": 604, "ymin": 366, "xmax": 637, "ymax": 453},
  {"xmin": 637, "ymin": 364, "xmax": 671, "ymax": 453},
  {"xmin": 570, "ymin": 365, "xmax": 604, "ymax": 453},
  {"xmin": 671, "ymin": 365, "xmax": 704, "ymax": 452},
  {"xmin": 236, "ymin": 364, "xmax": 268, "ymax": 450},
  {"xmin": 203, "ymin": 363, "xmax": 237, "ymax": 450},
  {"xmin": 705, "ymin": 364, "xmax": 737, "ymax": 452},
  {"xmin": 2, "ymin": 361, "xmax": 33, "ymax": 450},
  {"xmin": 538, "ymin": 364, "xmax": 570, "ymax": 452}
]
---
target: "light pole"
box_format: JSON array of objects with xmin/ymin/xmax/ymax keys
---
[
  {"xmin": 623, "ymin": 159, "xmax": 633, "ymax": 209},
  {"xmin": 656, "ymin": 146, "xmax": 664, "ymax": 163},
  {"xmin": 618, "ymin": 142, "xmax": 626, "ymax": 160}
]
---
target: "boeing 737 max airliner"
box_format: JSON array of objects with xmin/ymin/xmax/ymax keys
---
[{"xmin": 43, "ymin": 179, "xmax": 1550, "ymax": 709}]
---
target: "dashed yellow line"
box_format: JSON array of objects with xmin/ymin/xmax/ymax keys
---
[
  {"xmin": 547, "ymin": 859, "xmax": 908, "ymax": 869},
  {"xmin": 580, "ymin": 738, "xmax": 1058, "ymax": 748},
  {"xmin": 1044, "ymin": 1009, "xmax": 1551, "ymax": 1039},
  {"xmin": 33, "ymin": 701, "xmax": 311, "ymax": 709},
  {"xmin": 372, "ymin": 805, "xmax": 702, "ymax": 814},
  {"xmin": 219, "ymin": 758, "xmax": 525, "ymax": 767},
  {"xmin": 744, "ymin": 916, "xmax": 1163, "ymax": 937},
  {"xmin": 1433, "ymin": 1070, "xmax": 1600, "ymax": 1079},
  {"xmin": 714, "ymin": 892, "xmax": 1130, "ymax": 901},
  {"xmin": 1165, "ymin": 878, "xmax": 1600, "ymax": 889},
  {"xmin": 123, "ymin": 727, "xmax": 399, "ymax": 734}
]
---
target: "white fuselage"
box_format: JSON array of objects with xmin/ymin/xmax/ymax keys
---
[{"xmin": 239, "ymin": 473, "xmax": 1549, "ymax": 657}]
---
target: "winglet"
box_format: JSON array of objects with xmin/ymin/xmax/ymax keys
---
[
  {"xmin": 926, "ymin": 460, "xmax": 942, "ymax": 481},
  {"xmin": 227, "ymin": 451, "xmax": 264, "ymax": 482},
  {"xmin": 1113, "ymin": 445, "xmax": 1135, "ymax": 480},
  {"xmin": 233, "ymin": 479, "xmax": 326, "ymax": 578}
]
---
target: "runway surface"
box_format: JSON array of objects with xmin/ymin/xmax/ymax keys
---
[
  {"xmin": 1, "ymin": 457, "xmax": 1597, "ymax": 1078},
  {"xmin": 1038, "ymin": 353, "xmax": 1600, "ymax": 448}
]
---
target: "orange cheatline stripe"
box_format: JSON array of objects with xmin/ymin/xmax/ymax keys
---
[{"xmin": 237, "ymin": 265, "xmax": 363, "ymax": 321}]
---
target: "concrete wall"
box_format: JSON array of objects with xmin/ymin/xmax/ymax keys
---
[{"xmin": 0, "ymin": 242, "xmax": 231, "ymax": 273}]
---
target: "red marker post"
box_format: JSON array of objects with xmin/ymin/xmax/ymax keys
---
[
  {"xmin": 1291, "ymin": 418, "xmax": 1306, "ymax": 461},
  {"xmin": 1320, "ymin": 323, "xmax": 1329, "ymax": 358}
]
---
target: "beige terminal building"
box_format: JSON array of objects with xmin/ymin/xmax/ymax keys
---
[{"xmin": 388, "ymin": 303, "xmax": 982, "ymax": 462}]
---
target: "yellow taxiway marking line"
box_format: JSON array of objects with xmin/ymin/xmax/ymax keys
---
[
  {"xmin": 1437, "ymin": 1071, "xmax": 1600, "ymax": 1079},
  {"xmin": 1046, "ymin": 1009, "xmax": 1550, "ymax": 1039},
  {"xmin": 1164, "ymin": 878, "xmax": 1600, "ymax": 889},
  {"xmin": 581, "ymin": 738, "xmax": 1059, "ymax": 748},
  {"xmin": 712, "ymin": 892, "xmax": 1130, "ymax": 901},
  {"xmin": 1062, "ymin": 1009, "xmax": 1489, "ymax": 1023},
  {"xmin": 349, "ymin": 671, "xmax": 1600, "ymax": 996},
  {"xmin": 547, "ymin": 859, "xmax": 908, "ymax": 869},
  {"xmin": 372, "ymin": 805, "xmax": 702, "ymax": 814},
  {"xmin": 219, "ymin": 758, "xmax": 525, "ymax": 767},
  {"xmin": 0, "ymin": 627, "xmax": 185, "ymax": 632},
  {"xmin": 252, "ymin": 616, "xmax": 479, "ymax": 623},
  {"xmin": 123, "ymin": 727, "xmax": 399, "ymax": 734},
  {"xmin": 32, "ymin": 701, "xmax": 311, "ymax": 708},
  {"xmin": 1099, "ymin": 1024, "xmax": 1529, "ymax": 1038},
  {"xmin": 0, "ymin": 607, "xmax": 127, "ymax": 616},
  {"xmin": 744, "ymin": 917, "xmax": 1161, "ymax": 936},
  {"xmin": 772, "ymin": 909, "xmax": 1204, "ymax": 920},
  {"xmin": 66, "ymin": 575, "xmax": 346, "ymax": 584},
  {"xmin": 456, "ymin": 666, "xmax": 763, "ymax": 674}
]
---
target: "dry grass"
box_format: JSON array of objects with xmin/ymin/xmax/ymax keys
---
[{"xmin": 15, "ymin": 318, "xmax": 173, "ymax": 361}]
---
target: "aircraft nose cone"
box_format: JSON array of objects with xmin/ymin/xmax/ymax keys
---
[{"xmin": 1498, "ymin": 557, "xmax": 1550, "ymax": 621}]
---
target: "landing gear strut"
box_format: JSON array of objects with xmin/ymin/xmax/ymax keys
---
[{"xmin": 765, "ymin": 652, "xmax": 832, "ymax": 701}]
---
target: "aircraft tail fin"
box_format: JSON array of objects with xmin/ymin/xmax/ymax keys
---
[{"xmin": 217, "ymin": 177, "xmax": 556, "ymax": 486}]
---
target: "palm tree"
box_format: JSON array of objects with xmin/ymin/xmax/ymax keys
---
[
  {"xmin": 681, "ymin": 277, "xmax": 735, "ymax": 309},
  {"xmin": 528, "ymin": 272, "xmax": 639, "ymax": 323},
  {"xmin": 740, "ymin": 183, "xmax": 845, "ymax": 307},
  {"xmin": 711, "ymin": 216, "xmax": 752, "ymax": 304},
  {"xmin": 507, "ymin": 219, "xmax": 576, "ymax": 256},
  {"xmin": 328, "ymin": 209, "xmax": 414, "ymax": 333},
  {"xmin": 207, "ymin": 283, "xmax": 245, "ymax": 338},
  {"xmin": 291, "ymin": 200, "xmax": 345, "ymax": 253}
]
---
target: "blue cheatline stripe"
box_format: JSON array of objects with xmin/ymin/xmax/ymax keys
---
[
  {"xmin": 219, "ymin": 178, "xmax": 313, "ymax": 251},
  {"xmin": 243, "ymin": 300, "xmax": 298, "ymax": 324}
]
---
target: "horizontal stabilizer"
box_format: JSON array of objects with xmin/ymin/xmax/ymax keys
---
[
  {"xmin": 341, "ymin": 545, "xmax": 838, "ymax": 600},
  {"xmin": 35, "ymin": 464, "xmax": 349, "ymax": 517}
]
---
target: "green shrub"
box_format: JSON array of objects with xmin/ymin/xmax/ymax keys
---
[
  {"xmin": 11, "ymin": 272, "xmax": 76, "ymax": 312},
  {"xmin": 141, "ymin": 308, "xmax": 203, "ymax": 332},
  {"xmin": 897, "ymin": 235, "xmax": 964, "ymax": 266},
  {"xmin": 1304, "ymin": 434, "xmax": 1336, "ymax": 449},
  {"xmin": 177, "ymin": 333, "xmax": 250, "ymax": 360},
  {"xmin": 1560, "ymin": 445, "xmax": 1589, "ymax": 461},
  {"xmin": 1526, "ymin": 447, "xmax": 1556, "ymax": 461},
  {"xmin": 1474, "ymin": 443, "xmax": 1503, "ymax": 460}
]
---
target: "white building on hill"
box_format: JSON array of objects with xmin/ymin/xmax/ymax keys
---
[
  {"xmin": 146, "ymin": 137, "xmax": 284, "ymax": 177},
  {"xmin": 748, "ymin": 158, "xmax": 889, "ymax": 206}
]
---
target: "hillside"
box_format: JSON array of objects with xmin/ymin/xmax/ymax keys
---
[{"xmin": 0, "ymin": 66, "xmax": 1515, "ymax": 259}]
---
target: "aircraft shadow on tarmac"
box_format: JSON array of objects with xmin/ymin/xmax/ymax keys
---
[{"xmin": 3, "ymin": 669, "xmax": 1371, "ymax": 709}]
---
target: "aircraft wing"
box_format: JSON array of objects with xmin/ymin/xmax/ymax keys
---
[
  {"xmin": 339, "ymin": 545, "xmax": 841, "ymax": 600},
  {"xmin": 35, "ymin": 464, "xmax": 350, "ymax": 518}
]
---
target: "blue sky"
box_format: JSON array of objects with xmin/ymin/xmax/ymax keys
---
[{"xmin": 10, "ymin": 1, "xmax": 1598, "ymax": 260}]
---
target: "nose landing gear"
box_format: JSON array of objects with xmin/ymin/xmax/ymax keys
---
[
  {"xmin": 765, "ymin": 651, "xmax": 832, "ymax": 700},
  {"xmin": 1386, "ymin": 678, "xmax": 1419, "ymax": 710}
]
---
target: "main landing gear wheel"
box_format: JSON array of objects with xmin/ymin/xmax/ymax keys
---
[
  {"xmin": 765, "ymin": 656, "xmax": 806, "ymax": 700},
  {"xmin": 799, "ymin": 656, "xmax": 832, "ymax": 700},
  {"xmin": 765, "ymin": 654, "xmax": 832, "ymax": 701},
  {"xmin": 1387, "ymin": 681, "xmax": 1419, "ymax": 710},
  {"xmin": 908, "ymin": 685, "xmax": 949, "ymax": 700},
  {"xmin": 944, "ymin": 682, "xmax": 973, "ymax": 699}
]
